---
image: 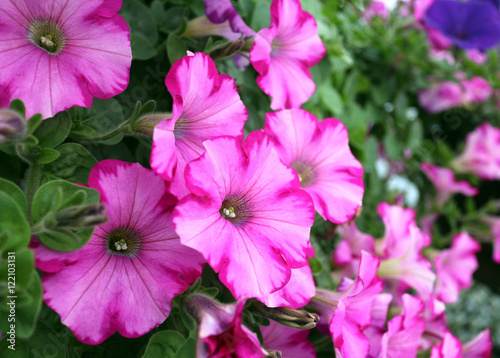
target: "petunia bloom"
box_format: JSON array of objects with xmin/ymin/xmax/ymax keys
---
[
  {"xmin": 418, "ymin": 81, "xmax": 463, "ymax": 113},
  {"xmin": 423, "ymin": 0, "xmax": 500, "ymax": 50},
  {"xmin": 250, "ymin": 0, "xmax": 326, "ymax": 110},
  {"xmin": 150, "ymin": 52, "xmax": 247, "ymax": 198},
  {"xmin": 362, "ymin": 1, "xmax": 390, "ymax": 22},
  {"xmin": 174, "ymin": 132, "xmax": 315, "ymax": 301},
  {"xmin": 420, "ymin": 163, "xmax": 478, "ymax": 206},
  {"xmin": 431, "ymin": 330, "xmax": 493, "ymax": 358},
  {"xmin": 261, "ymin": 320, "xmax": 316, "ymax": 358},
  {"xmin": 461, "ymin": 76, "xmax": 493, "ymax": 104},
  {"xmin": 452, "ymin": 122, "xmax": 500, "ymax": 180},
  {"xmin": 433, "ymin": 232, "xmax": 480, "ymax": 303},
  {"xmin": 310, "ymin": 251, "xmax": 383, "ymax": 358},
  {"xmin": 264, "ymin": 109, "xmax": 364, "ymax": 224},
  {"xmin": 465, "ymin": 49, "xmax": 487, "ymax": 64},
  {"xmin": 184, "ymin": 295, "xmax": 268, "ymax": 358},
  {"xmin": 0, "ymin": 0, "xmax": 132, "ymax": 119},
  {"xmin": 33, "ymin": 160, "xmax": 205, "ymax": 344}
]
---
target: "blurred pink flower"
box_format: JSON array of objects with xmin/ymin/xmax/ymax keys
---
[
  {"xmin": 465, "ymin": 49, "xmax": 487, "ymax": 64},
  {"xmin": 452, "ymin": 122, "xmax": 500, "ymax": 180},
  {"xmin": 185, "ymin": 295, "xmax": 268, "ymax": 358},
  {"xmin": 150, "ymin": 52, "xmax": 247, "ymax": 198},
  {"xmin": 461, "ymin": 76, "xmax": 493, "ymax": 103},
  {"xmin": 483, "ymin": 216, "xmax": 500, "ymax": 263},
  {"xmin": 364, "ymin": 293, "xmax": 393, "ymax": 357},
  {"xmin": 420, "ymin": 163, "xmax": 478, "ymax": 206},
  {"xmin": 362, "ymin": 1, "xmax": 390, "ymax": 22},
  {"xmin": 264, "ymin": 109, "xmax": 364, "ymax": 224},
  {"xmin": 380, "ymin": 294, "xmax": 426, "ymax": 357},
  {"xmin": 433, "ymin": 232, "xmax": 480, "ymax": 303},
  {"xmin": 174, "ymin": 132, "xmax": 315, "ymax": 301},
  {"xmin": 250, "ymin": 0, "xmax": 326, "ymax": 110},
  {"xmin": 418, "ymin": 81, "xmax": 462, "ymax": 113},
  {"xmin": 0, "ymin": 0, "xmax": 131, "ymax": 119},
  {"xmin": 33, "ymin": 160, "xmax": 205, "ymax": 344},
  {"xmin": 429, "ymin": 49, "xmax": 455, "ymax": 64},
  {"xmin": 261, "ymin": 320, "xmax": 316, "ymax": 358},
  {"xmin": 431, "ymin": 330, "xmax": 492, "ymax": 358}
]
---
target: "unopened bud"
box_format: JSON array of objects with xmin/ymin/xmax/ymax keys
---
[
  {"xmin": 131, "ymin": 113, "xmax": 173, "ymax": 136},
  {"xmin": 251, "ymin": 301, "xmax": 319, "ymax": 330},
  {"xmin": 209, "ymin": 38, "xmax": 245, "ymax": 60},
  {"xmin": 0, "ymin": 109, "xmax": 26, "ymax": 144},
  {"xmin": 266, "ymin": 350, "xmax": 282, "ymax": 358},
  {"xmin": 55, "ymin": 203, "xmax": 107, "ymax": 229}
]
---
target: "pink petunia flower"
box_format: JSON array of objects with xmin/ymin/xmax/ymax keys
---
[
  {"xmin": 429, "ymin": 49, "xmax": 455, "ymax": 64},
  {"xmin": 375, "ymin": 203, "xmax": 436, "ymax": 300},
  {"xmin": 250, "ymin": 0, "xmax": 326, "ymax": 110},
  {"xmin": 184, "ymin": 295, "xmax": 268, "ymax": 358},
  {"xmin": 261, "ymin": 320, "xmax": 316, "ymax": 358},
  {"xmin": 431, "ymin": 330, "xmax": 492, "ymax": 358},
  {"xmin": 33, "ymin": 160, "xmax": 205, "ymax": 344},
  {"xmin": 174, "ymin": 132, "xmax": 315, "ymax": 301},
  {"xmin": 364, "ymin": 293, "xmax": 393, "ymax": 357},
  {"xmin": 482, "ymin": 216, "xmax": 500, "ymax": 263},
  {"xmin": 420, "ymin": 163, "xmax": 478, "ymax": 207},
  {"xmin": 461, "ymin": 76, "xmax": 493, "ymax": 103},
  {"xmin": 362, "ymin": 1, "xmax": 390, "ymax": 23},
  {"xmin": 310, "ymin": 251, "xmax": 383, "ymax": 358},
  {"xmin": 465, "ymin": 49, "xmax": 487, "ymax": 64},
  {"xmin": 418, "ymin": 81, "xmax": 463, "ymax": 113},
  {"xmin": 452, "ymin": 122, "xmax": 500, "ymax": 180},
  {"xmin": 150, "ymin": 52, "xmax": 247, "ymax": 198},
  {"xmin": 203, "ymin": 0, "xmax": 255, "ymax": 38},
  {"xmin": 380, "ymin": 294, "xmax": 426, "ymax": 357},
  {"xmin": 0, "ymin": 0, "xmax": 132, "ymax": 119},
  {"xmin": 264, "ymin": 109, "xmax": 364, "ymax": 224},
  {"xmin": 433, "ymin": 232, "xmax": 480, "ymax": 303},
  {"xmin": 333, "ymin": 222, "xmax": 376, "ymax": 279}
]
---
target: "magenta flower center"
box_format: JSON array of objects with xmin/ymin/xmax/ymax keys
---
[
  {"xmin": 106, "ymin": 228, "xmax": 141, "ymax": 257},
  {"xmin": 28, "ymin": 19, "xmax": 66, "ymax": 55},
  {"xmin": 220, "ymin": 195, "xmax": 251, "ymax": 226},
  {"xmin": 291, "ymin": 161, "xmax": 315, "ymax": 188}
]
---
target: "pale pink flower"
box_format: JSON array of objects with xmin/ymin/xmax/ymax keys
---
[
  {"xmin": 431, "ymin": 330, "xmax": 492, "ymax": 358},
  {"xmin": 261, "ymin": 320, "xmax": 316, "ymax": 358},
  {"xmin": 483, "ymin": 216, "xmax": 500, "ymax": 263},
  {"xmin": 364, "ymin": 293, "xmax": 393, "ymax": 357},
  {"xmin": 414, "ymin": 0, "xmax": 435, "ymax": 22},
  {"xmin": 310, "ymin": 251, "xmax": 383, "ymax": 358},
  {"xmin": 375, "ymin": 203, "xmax": 436, "ymax": 300},
  {"xmin": 380, "ymin": 294, "xmax": 426, "ymax": 358},
  {"xmin": 264, "ymin": 109, "xmax": 364, "ymax": 224},
  {"xmin": 150, "ymin": 52, "xmax": 247, "ymax": 198},
  {"xmin": 33, "ymin": 160, "xmax": 205, "ymax": 344},
  {"xmin": 461, "ymin": 76, "xmax": 493, "ymax": 103},
  {"xmin": 250, "ymin": 0, "xmax": 326, "ymax": 110},
  {"xmin": 362, "ymin": 1, "xmax": 390, "ymax": 22},
  {"xmin": 333, "ymin": 222, "xmax": 376, "ymax": 278},
  {"xmin": 452, "ymin": 122, "xmax": 500, "ymax": 180},
  {"xmin": 0, "ymin": 0, "xmax": 132, "ymax": 119},
  {"xmin": 185, "ymin": 295, "xmax": 268, "ymax": 358},
  {"xmin": 433, "ymin": 232, "xmax": 480, "ymax": 303},
  {"xmin": 466, "ymin": 49, "xmax": 487, "ymax": 64},
  {"xmin": 174, "ymin": 132, "xmax": 315, "ymax": 301},
  {"xmin": 429, "ymin": 49, "xmax": 455, "ymax": 64},
  {"xmin": 418, "ymin": 81, "xmax": 463, "ymax": 113},
  {"xmin": 420, "ymin": 163, "xmax": 478, "ymax": 206}
]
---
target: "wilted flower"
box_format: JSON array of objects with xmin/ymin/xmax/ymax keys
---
[{"xmin": 0, "ymin": 0, "xmax": 132, "ymax": 119}]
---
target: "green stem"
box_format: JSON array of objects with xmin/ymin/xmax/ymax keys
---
[
  {"xmin": 70, "ymin": 122, "xmax": 131, "ymax": 142},
  {"xmin": 25, "ymin": 162, "xmax": 44, "ymax": 220}
]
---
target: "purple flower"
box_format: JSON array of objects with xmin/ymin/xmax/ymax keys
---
[{"xmin": 423, "ymin": 0, "xmax": 500, "ymax": 50}]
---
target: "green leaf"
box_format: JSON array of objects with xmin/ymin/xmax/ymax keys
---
[
  {"xmin": 250, "ymin": 1, "xmax": 272, "ymax": 31},
  {"xmin": 74, "ymin": 98, "xmax": 125, "ymax": 139},
  {"xmin": 121, "ymin": 0, "xmax": 158, "ymax": 45},
  {"xmin": 42, "ymin": 143, "xmax": 97, "ymax": 184},
  {"xmin": 0, "ymin": 178, "xmax": 26, "ymax": 214},
  {"xmin": 31, "ymin": 181, "xmax": 100, "ymax": 251},
  {"xmin": 309, "ymin": 257, "xmax": 323, "ymax": 275},
  {"xmin": 174, "ymin": 338, "xmax": 197, "ymax": 358},
  {"xmin": 26, "ymin": 114, "xmax": 43, "ymax": 133},
  {"xmin": 36, "ymin": 148, "xmax": 60, "ymax": 164},
  {"xmin": 9, "ymin": 99, "xmax": 26, "ymax": 118},
  {"xmin": 139, "ymin": 100, "xmax": 157, "ymax": 117},
  {"xmin": 33, "ymin": 111, "xmax": 72, "ymax": 148},
  {"xmin": 0, "ymin": 192, "xmax": 30, "ymax": 255},
  {"xmin": 167, "ymin": 34, "xmax": 188, "ymax": 65},
  {"xmin": 162, "ymin": 6, "xmax": 188, "ymax": 34},
  {"xmin": 319, "ymin": 84, "xmax": 343, "ymax": 116},
  {"xmin": 131, "ymin": 33, "xmax": 157, "ymax": 60},
  {"xmin": 142, "ymin": 330, "xmax": 186, "ymax": 358}
]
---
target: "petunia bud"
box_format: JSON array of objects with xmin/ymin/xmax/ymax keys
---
[
  {"xmin": 0, "ymin": 109, "xmax": 26, "ymax": 144},
  {"xmin": 131, "ymin": 113, "xmax": 172, "ymax": 136},
  {"xmin": 55, "ymin": 203, "xmax": 107, "ymax": 229},
  {"xmin": 251, "ymin": 301, "xmax": 319, "ymax": 330}
]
